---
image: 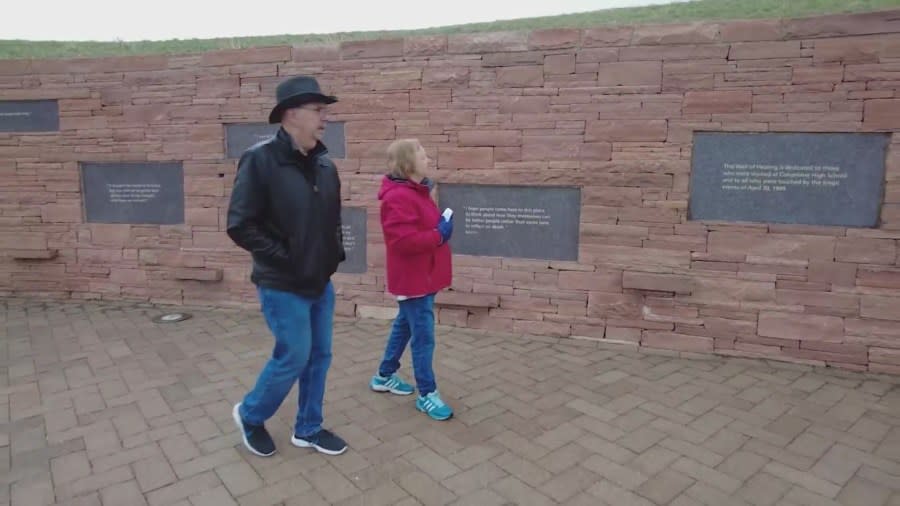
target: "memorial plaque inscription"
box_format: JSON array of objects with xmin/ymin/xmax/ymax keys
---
[
  {"xmin": 438, "ymin": 184, "xmax": 581, "ymax": 261},
  {"xmin": 81, "ymin": 162, "xmax": 184, "ymax": 224},
  {"xmin": 0, "ymin": 100, "xmax": 59, "ymax": 132},
  {"xmin": 338, "ymin": 206, "xmax": 367, "ymax": 274},
  {"xmin": 689, "ymin": 132, "xmax": 889, "ymax": 227},
  {"xmin": 225, "ymin": 122, "xmax": 346, "ymax": 159}
]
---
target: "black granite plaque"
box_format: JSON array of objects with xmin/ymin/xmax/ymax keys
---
[
  {"xmin": 338, "ymin": 207, "xmax": 367, "ymax": 274},
  {"xmin": 438, "ymin": 184, "xmax": 581, "ymax": 261},
  {"xmin": 0, "ymin": 100, "xmax": 59, "ymax": 132},
  {"xmin": 81, "ymin": 162, "xmax": 184, "ymax": 224},
  {"xmin": 224, "ymin": 122, "xmax": 346, "ymax": 159},
  {"xmin": 689, "ymin": 132, "xmax": 889, "ymax": 227}
]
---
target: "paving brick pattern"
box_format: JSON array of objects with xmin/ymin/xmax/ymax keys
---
[{"xmin": 1, "ymin": 298, "xmax": 899, "ymax": 505}]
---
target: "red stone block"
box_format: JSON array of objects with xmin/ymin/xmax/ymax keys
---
[
  {"xmin": 793, "ymin": 66, "xmax": 845, "ymax": 85},
  {"xmin": 729, "ymin": 41, "xmax": 802, "ymax": 60},
  {"xmin": 623, "ymin": 271, "xmax": 692, "ymax": 294},
  {"xmin": 784, "ymin": 10, "xmax": 900, "ymax": 39},
  {"xmin": 544, "ymin": 54, "xmax": 576, "ymax": 75},
  {"xmin": 684, "ymin": 90, "xmax": 752, "ymax": 114},
  {"xmin": 331, "ymin": 93, "xmax": 410, "ymax": 114},
  {"xmin": 622, "ymin": 44, "xmax": 728, "ymax": 61},
  {"xmin": 719, "ymin": 20, "xmax": 784, "ymax": 42},
  {"xmin": 632, "ymin": 22, "xmax": 719, "ymax": 45},
  {"xmin": 708, "ymin": 232, "xmax": 835, "ymax": 261},
  {"xmin": 174, "ymin": 267, "xmax": 223, "ymax": 282},
  {"xmin": 448, "ymin": 32, "xmax": 528, "ymax": 53},
  {"xmin": 437, "ymin": 147, "xmax": 493, "ymax": 169},
  {"xmin": 688, "ymin": 277, "xmax": 775, "ymax": 304},
  {"xmin": 499, "ymin": 96, "xmax": 550, "ymax": 113},
  {"xmin": 864, "ymin": 99, "xmax": 900, "ymax": 129},
  {"xmin": 603, "ymin": 326, "xmax": 641, "ymax": 343},
  {"xmin": 558, "ymin": 270, "xmax": 621, "ymax": 292},
  {"xmin": 861, "ymin": 296, "xmax": 900, "ymax": 321},
  {"xmin": 857, "ymin": 267, "xmax": 900, "ymax": 289},
  {"xmin": 200, "ymin": 46, "xmax": 291, "ymax": 66},
  {"xmin": 785, "ymin": 346, "xmax": 868, "ymax": 365},
  {"xmin": 870, "ymin": 347, "xmax": 900, "ymax": 366},
  {"xmin": 340, "ymin": 39, "xmax": 404, "ymax": 59},
  {"xmin": 482, "ymin": 51, "xmax": 544, "ymax": 67},
  {"xmin": 776, "ymin": 290, "xmax": 859, "ymax": 314},
  {"xmin": 587, "ymin": 292, "xmax": 642, "ymax": 319},
  {"xmin": 346, "ymin": 120, "xmax": 396, "ymax": 140},
  {"xmin": 582, "ymin": 27, "xmax": 633, "ymax": 47},
  {"xmin": 0, "ymin": 232, "xmax": 46, "ymax": 250},
  {"xmin": 814, "ymin": 34, "xmax": 900, "ymax": 63},
  {"xmin": 835, "ymin": 238, "xmax": 896, "ymax": 265},
  {"xmin": 405, "ymin": 36, "xmax": 447, "ymax": 56},
  {"xmin": 758, "ymin": 311, "xmax": 844, "ymax": 342},
  {"xmin": 185, "ymin": 208, "xmax": 219, "ymax": 227},
  {"xmin": 423, "ymin": 68, "xmax": 470, "ymax": 88},
  {"xmin": 428, "ymin": 110, "xmax": 475, "ymax": 126},
  {"xmin": 196, "ymin": 77, "xmax": 240, "ymax": 98},
  {"xmin": 807, "ymin": 261, "xmax": 857, "ymax": 287},
  {"xmin": 109, "ymin": 268, "xmax": 147, "ymax": 284},
  {"xmin": 585, "ymin": 120, "xmax": 668, "ymax": 142},
  {"xmin": 499, "ymin": 295, "xmax": 556, "ymax": 313},
  {"xmin": 0, "ymin": 59, "xmax": 32, "ymax": 75},
  {"xmin": 40, "ymin": 203, "xmax": 82, "ymax": 223},
  {"xmin": 291, "ymin": 44, "xmax": 340, "ymax": 62},
  {"xmin": 458, "ymin": 130, "xmax": 521, "ymax": 147},
  {"xmin": 596, "ymin": 62, "xmax": 661, "ymax": 86},
  {"xmin": 529, "ymin": 29, "xmax": 581, "ymax": 49},
  {"xmin": 841, "ymin": 63, "xmax": 900, "ymax": 83},
  {"xmin": 496, "ymin": 66, "xmax": 543, "ymax": 87},
  {"xmin": 521, "ymin": 135, "xmax": 580, "ymax": 160},
  {"xmin": 576, "ymin": 48, "xmax": 619, "ymax": 63}
]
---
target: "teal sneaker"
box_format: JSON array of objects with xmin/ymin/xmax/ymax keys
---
[
  {"xmin": 416, "ymin": 391, "xmax": 453, "ymax": 421},
  {"xmin": 370, "ymin": 373, "xmax": 415, "ymax": 396}
]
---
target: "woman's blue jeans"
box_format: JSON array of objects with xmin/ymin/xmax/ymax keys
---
[{"xmin": 378, "ymin": 294, "xmax": 437, "ymax": 396}]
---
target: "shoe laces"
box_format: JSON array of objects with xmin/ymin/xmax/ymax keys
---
[{"xmin": 425, "ymin": 391, "xmax": 446, "ymax": 408}]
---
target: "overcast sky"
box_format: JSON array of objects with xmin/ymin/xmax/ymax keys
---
[{"xmin": 6, "ymin": 0, "xmax": 683, "ymax": 41}]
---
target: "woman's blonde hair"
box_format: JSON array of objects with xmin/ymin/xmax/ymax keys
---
[{"xmin": 386, "ymin": 139, "xmax": 421, "ymax": 179}]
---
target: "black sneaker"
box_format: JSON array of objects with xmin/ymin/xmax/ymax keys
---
[
  {"xmin": 232, "ymin": 403, "xmax": 276, "ymax": 457},
  {"xmin": 291, "ymin": 429, "xmax": 347, "ymax": 455}
]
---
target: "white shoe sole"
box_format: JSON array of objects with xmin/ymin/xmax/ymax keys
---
[
  {"xmin": 232, "ymin": 403, "xmax": 275, "ymax": 457},
  {"xmin": 291, "ymin": 434, "xmax": 348, "ymax": 456},
  {"xmin": 416, "ymin": 404, "xmax": 453, "ymax": 421},
  {"xmin": 371, "ymin": 383, "xmax": 415, "ymax": 396}
]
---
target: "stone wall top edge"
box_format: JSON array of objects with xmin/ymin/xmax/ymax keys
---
[{"xmin": 0, "ymin": 8, "xmax": 899, "ymax": 73}]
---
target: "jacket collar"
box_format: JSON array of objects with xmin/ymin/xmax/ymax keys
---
[
  {"xmin": 387, "ymin": 174, "xmax": 433, "ymax": 194},
  {"xmin": 272, "ymin": 126, "xmax": 328, "ymax": 166}
]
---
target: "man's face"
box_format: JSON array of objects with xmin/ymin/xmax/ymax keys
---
[{"xmin": 284, "ymin": 102, "xmax": 328, "ymax": 146}]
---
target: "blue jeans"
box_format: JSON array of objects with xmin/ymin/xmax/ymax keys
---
[
  {"xmin": 378, "ymin": 294, "xmax": 437, "ymax": 396},
  {"xmin": 240, "ymin": 282, "xmax": 334, "ymax": 437}
]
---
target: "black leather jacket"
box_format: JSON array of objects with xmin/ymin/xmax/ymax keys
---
[{"xmin": 226, "ymin": 127, "xmax": 345, "ymax": 297}]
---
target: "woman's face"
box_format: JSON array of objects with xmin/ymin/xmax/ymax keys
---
[{"xmin": 413, "ymin": 144, "xmax": 430, "ymax": 180}]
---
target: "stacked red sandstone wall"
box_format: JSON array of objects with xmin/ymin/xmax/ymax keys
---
[{"xmin": 1, "ymin": 10, "xmax": 899, "ymax": 373}]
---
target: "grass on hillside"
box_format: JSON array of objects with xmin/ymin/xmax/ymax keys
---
[{"xmin": 2, "ymin": 0, "xmax": 900, "ymax": 60}]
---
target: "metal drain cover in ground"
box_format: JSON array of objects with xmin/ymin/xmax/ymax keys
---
[{"xmin": 152, "ymin": 312, "xmax": 192, "ymax": 323}]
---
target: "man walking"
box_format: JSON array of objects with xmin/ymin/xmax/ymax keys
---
[{"xmin": 226, "ymin": 75, "xmax": 347, "ymax": 457}]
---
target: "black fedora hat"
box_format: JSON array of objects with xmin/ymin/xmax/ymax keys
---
[{"xmin": 268, "ymin": 75, "xmax": 337, "ymax": 124}]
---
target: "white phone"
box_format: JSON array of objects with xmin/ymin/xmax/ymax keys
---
[{"xmin": 442, "ymin": 208, "xmax": 453, "ymax": 220}]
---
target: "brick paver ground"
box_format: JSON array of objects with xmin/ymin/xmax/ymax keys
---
[{"xmin": 1, "ymin": 298, "xmax": 899, "ymax": 506}]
